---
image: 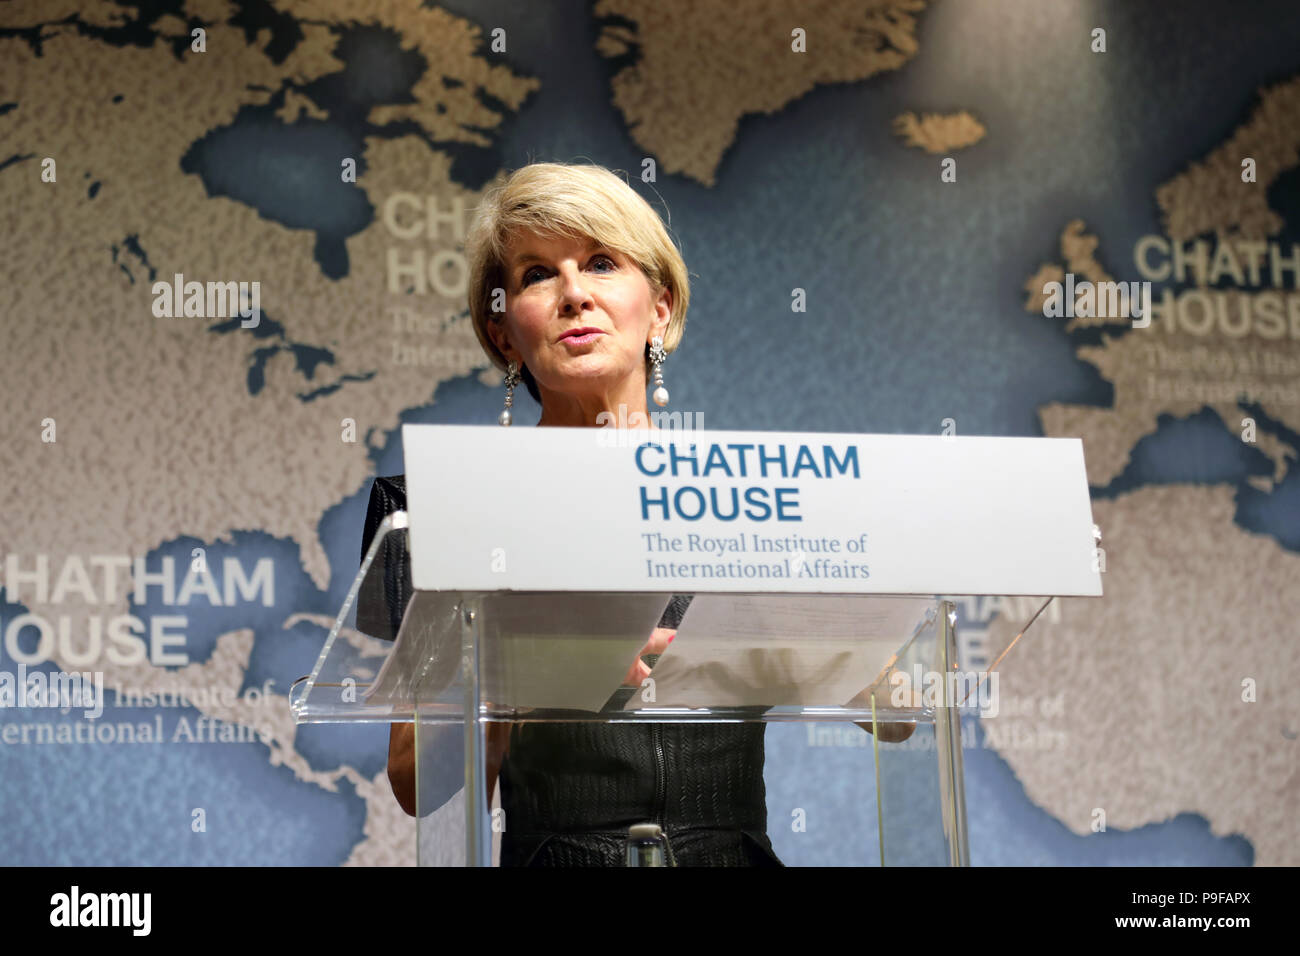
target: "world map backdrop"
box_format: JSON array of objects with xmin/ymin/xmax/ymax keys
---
[{"xmin": 1, "ymin": 0, "xmax": 1297, "ymax": 865}]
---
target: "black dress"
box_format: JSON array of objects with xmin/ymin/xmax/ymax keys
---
[{"xmin": 360, "ymin": 475, "xmax": 783, "ymax": 867}]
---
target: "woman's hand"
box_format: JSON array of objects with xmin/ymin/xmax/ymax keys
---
[
  {"xmin": 388, "ymin": 720, "xmax": 513, "ymax": 817},
  {"xmin": 854, "ymin": 719, "xmax": 917, "ymax": 742},
  {"xmin": 621, "ymin": 626, "xmax": 675, "ymax": 687},
  {"xmin": 847, "ymin": 676, "xmax": 919, "ymax": 742},
  {"xmin": 388, "ymin": 722, "xmax": 417, "ymax": 816}
]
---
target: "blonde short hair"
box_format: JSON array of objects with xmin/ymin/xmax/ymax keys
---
[{"xmin": 465, "ymin": 162, "xmax": 690, "ymax": 404}]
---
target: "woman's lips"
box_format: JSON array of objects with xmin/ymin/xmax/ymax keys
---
[{"xmin": 560, "ymin": 331, "xmax": 603, "ymax": 346}]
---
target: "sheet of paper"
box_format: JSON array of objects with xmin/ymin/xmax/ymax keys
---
[
  {"xmin": 365, "ymin": 591, "xmax": 674, "ymax": 713},
  {"xmin": 624, "ymin": 594, "xmax": 936, "ymax": 710},
  {"xmin": 363, "ymin": 590, "xmax": 463, "ymax": 707},
  {"xmin": 479, "ymin": 593, "xmax": 671, "ymax": 711}
]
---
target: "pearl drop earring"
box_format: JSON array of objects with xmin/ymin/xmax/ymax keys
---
[
  {"xmin": 649, "ymin": 336, "xmax": 668, "ymax": 407},
  {"xmin": 499, "ymin": 360, "xmax": 520, "ymax": 426}
]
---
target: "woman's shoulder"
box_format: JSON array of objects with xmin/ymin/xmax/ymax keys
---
[
  {"xmin": 366, "ymin": 474, "xmax": 406, "ymax": 515},
  {"xmin": 370, "ymin": 473, "xmax": 406, "ymax": 500},
  {"xmin": 360, "ymin": 474, "xmax": 407, "ymax": 562},
  {"xmin": 658, "ymin": 593, "xmax": 694, "ymax": 629}
]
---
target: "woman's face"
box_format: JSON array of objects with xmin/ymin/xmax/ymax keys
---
[{"xmin": 491, "ymin": 231, "xmax": 671, "ymax": 409}]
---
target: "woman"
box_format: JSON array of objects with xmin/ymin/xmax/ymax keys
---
[{"xmin": 373, "ymin": 162, "xmax": 903, "ymax": 866}]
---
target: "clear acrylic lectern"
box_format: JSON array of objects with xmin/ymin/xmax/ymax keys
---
[{"xmin": 291, "ymin": 512, "xmax": 1049, "ymax": 867}]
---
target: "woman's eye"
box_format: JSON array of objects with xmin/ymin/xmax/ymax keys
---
[{"xmin": 521, "ymin": 255, "xmax": 613, "ymax": 286}]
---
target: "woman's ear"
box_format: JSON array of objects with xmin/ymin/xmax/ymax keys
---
[
  {"xmin": 651, "ymin": 285, "xmax": 673, "ymax": 343},
  {"xmin": 486, "ymin": 317, "xmax": 514, "ymax": 362}
]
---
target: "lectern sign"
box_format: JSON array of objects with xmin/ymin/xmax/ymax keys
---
[{"xmin": 402, "ymin": 424, "xmax": 1102, "ymax": 597}]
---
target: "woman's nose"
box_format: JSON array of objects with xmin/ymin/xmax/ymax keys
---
[{"xmin": 558, "ymin": 265, "xmax": 593, "ymax": 310}]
